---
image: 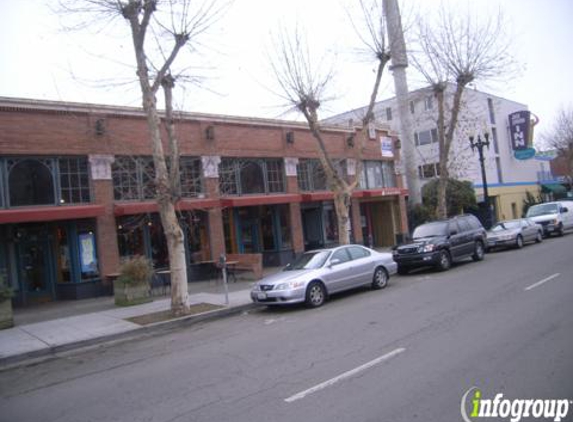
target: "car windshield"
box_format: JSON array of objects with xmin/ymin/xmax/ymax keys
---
[
  {"xmin": 413, "ymin": 222, "xmax": 448, "ymax": 239},
  {"xmin": 284, "ymin": 251, "xmax": 330, "ymax": 271},
  {"xmin": 491, "ymin": 221, "xmax": 521, "ymax": 231},
  {"xmin": 527, "ymin": 204, "xmax": 559, "ymax": 217}
]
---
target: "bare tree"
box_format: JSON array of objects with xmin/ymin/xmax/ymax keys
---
[
  {"xmin": 61, "ymin": 0, "xmax": 225, "ymax": 316},
  {"xmin": 271, "ymin": 0, "xmax": 390, "ymax": 244},
  {"xmin": 543, "ymin": 105, "xmax": 573, "ymax": 185},
  {"xmin": 411, "ymin": 6, "xmax": 517, "ymax": 219}
]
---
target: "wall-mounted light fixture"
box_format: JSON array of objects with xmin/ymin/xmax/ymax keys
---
[
  {"xmin": 95, "ymin": 119, "xmax": 105, "ymax": 136},
  {"xmin": 286, "ymin": 131, "xmax": 295, "ymax": 144},
  {"xmin": 205, "ymin": 125, "xmax": 215, "ymax": 141},
  {"xmin": 346, "ymin": 134, "xmax": 355, "ymax": 148}
]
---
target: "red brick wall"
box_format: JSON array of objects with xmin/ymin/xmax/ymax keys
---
[{"xmin": 0, "ymin": 106, "xmax": 392, "ymax": 162}]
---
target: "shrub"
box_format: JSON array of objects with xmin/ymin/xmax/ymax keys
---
[
  {"xmin": 0, "ymin": 276, "xmax": 13, "ymax": 302},
  {"xmin": 118, "ymin": 256, "xmax": 154, "ymax": 286}
]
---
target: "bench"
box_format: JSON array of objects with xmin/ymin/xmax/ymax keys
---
[{"xmin": 225, "ymin": 253, "xmax": 263, "ymax": 281}]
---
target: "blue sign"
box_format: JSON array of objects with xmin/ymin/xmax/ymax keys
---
[{"xmin": 514, "ymin": 148, "xmax": 536, "ymax": 160}]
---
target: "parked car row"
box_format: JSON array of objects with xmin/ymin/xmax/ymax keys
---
[{"xmin": 250, "ymin": 201, "xmax": 572, "ymax": 309}]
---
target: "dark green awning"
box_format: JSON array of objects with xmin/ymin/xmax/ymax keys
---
[{"xmin": 541, "ymin": 183, "xmax": 567, "ymax": 194}]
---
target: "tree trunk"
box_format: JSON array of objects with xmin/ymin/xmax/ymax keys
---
[
  {"xmin": 333, "ymin": 190, "xmax": 352, "ymax": 245},
  {"xmin": 141, "ymin": 91, "xmax": 189, "ymax": 316},
  {"xmin": 435, "ymin": 87, "xmax": 448, "ymax": 218}
]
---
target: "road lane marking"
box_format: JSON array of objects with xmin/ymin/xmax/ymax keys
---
[
  {"xmin": 525, "ymin": 273, "xmax": 561, "ymax": 291},
  {"xmin": 284, "ymin": 347, "xmax": 406, "ymax": 403}
]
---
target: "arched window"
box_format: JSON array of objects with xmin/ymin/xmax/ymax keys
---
[
  {"xmin": 240, "ymin": 160, "xmax": 265, "ymax": 194},
  {"xmin": 9, "ymin": 159, "xmax": 55, "ymax": 206}
]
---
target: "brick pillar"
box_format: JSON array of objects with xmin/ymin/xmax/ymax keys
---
[
  {"xmin": 204, "ymin": 177, "xmax": 226, "ymax": 259},
  {"xmin": 93, "ymin": 180, "xmax": 120, "ymax": 287},
  {"xmin": 286, "ymin": 174, "xmax": 304, "ymax": 253},
  {"xmin": 351, "ymin": 198, "xmax": 364, "ymax": 245}
]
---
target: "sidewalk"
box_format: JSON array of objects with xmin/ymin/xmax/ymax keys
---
[{"xmin": 0, "ymin": 276, "xmax": 262, "ymax": 368}]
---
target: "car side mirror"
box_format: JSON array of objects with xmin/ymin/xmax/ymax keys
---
[
  {"xmin": 329, "ymin": 258, "xmax": 341, "ymax": 267},
  {"xmin": 449, "ymin": 230, "xmax": 458, "ymax": 236},
  {"xmin": 561, "ymin": 207, "xmax": 568, "ymax": 213}
]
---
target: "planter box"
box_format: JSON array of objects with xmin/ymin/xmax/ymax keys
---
[
  {"xmin": 113, "ymin": 280, "xmax": 152, "ymax": 307},
  {"xmin": 0, "ymin": 299, "xmax": 14, "ymax": 330}
]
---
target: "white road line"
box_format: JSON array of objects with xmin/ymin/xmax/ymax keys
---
[
  {"xmin": 525, "ymin": 273, "xmax": 561, "ymax": 291},
  {"xmin": 284, "ymin": 347, "xmax": 406, "ymax": 403}
]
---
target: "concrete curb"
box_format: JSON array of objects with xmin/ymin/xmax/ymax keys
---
[{"xmin": 0, "ymin": 302, "xmax": 258, "ymax": 370}]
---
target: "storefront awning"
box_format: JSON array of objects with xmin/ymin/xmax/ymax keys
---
[
  {"xmin": 0, "ymin": 204, "xmax": 105, "ymax": 224},
  {"xmin": 221, "ymin": 194, "xmax": 302, "ymax": 207},
  {"xmin": 541, "ymin": 183, "xmax": 567, "ymax": 194},
  {"xmin": 114, "ymin": 199, "xmax": 222, "ymax": 216}
]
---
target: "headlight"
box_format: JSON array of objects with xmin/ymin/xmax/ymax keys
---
[
  {"xmin": 418, "ymin": 244, "xmax": 436, "ymax": 253},
  {"xmin": 276, "ymin": 281, "xmax": 306, "ymax": 290}
]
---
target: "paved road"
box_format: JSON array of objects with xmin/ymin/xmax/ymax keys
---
[{"xmin": 1, "ymin": 235, "xmax": 572, "ymax": 422}]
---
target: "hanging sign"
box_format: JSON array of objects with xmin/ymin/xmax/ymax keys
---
[{"xmin": 509, "ymin": 110, "xmax": 538, "ymax": 160}]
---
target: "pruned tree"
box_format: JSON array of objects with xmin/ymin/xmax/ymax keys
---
[
  {"xmin": 60, "ymin": 0, "xmax": 226, "ymax": 316},
  {"xmin": 411, "ymin": 6, "xmax": 518, "ymax": 219},
  {"xmin": 542, "ymin": 105, "xmax": 573, "ymax": 185},
  {"xmin": 271, "ymin": 0, "xmax": 390, "ymax": 244}
]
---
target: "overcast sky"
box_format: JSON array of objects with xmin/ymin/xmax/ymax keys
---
[{"xmin": 1, "ymin": 0, "xmax": 572, "ymax": 139}]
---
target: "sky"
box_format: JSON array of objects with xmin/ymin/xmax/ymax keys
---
[{"xmin": 1, "ymin": 0, "xmax": 572, "ymax": 139}]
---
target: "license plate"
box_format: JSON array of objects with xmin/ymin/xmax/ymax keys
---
[{"xmin": 257, "ymin": 292, "xmax": 267, "ymax": 300}]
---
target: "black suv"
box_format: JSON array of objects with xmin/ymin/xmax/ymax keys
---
[{"xmin": 392, "ymin": 214, "xmax": 487, "ymax": 274}]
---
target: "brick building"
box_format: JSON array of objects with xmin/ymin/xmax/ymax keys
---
[{"xmin": 0, "ymin": 97, "xmax": 408, "ymax": 305}]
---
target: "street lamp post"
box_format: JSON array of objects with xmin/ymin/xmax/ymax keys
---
[{"xmin": 470, "ymin": 133, "xmax": 493, "ymax": 228}]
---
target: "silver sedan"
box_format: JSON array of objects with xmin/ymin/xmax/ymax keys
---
[
  {"xmin": 486, "ymin": 218, "xmax": 543, "ymax": 251},
  {"xmin": 251, "ymin": 245, "xmax": 397, "ymax": 308}
]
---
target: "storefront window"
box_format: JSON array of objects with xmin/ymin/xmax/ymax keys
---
[
  {"xmin": 261, "ymin": 207, "xmax": 276, "ymax": 251},
  {"xmin": 59, "ymin": 157, "xmax": 91, "ymax": 204},
  {"xmin": 220, "ymin": 158, "xmax": 285, "ymax": 195},
  {"xmin": 148, "ymin": 215, "xmax": 169, "ymax": 269},
  {"xmin": 324, "ymin": 205, "xmax": 338, "ymax": 244},
  {"xmin": 8, "ymin": 159, "xmax": 55, "ymax": 206},
  {"xmin": 117, "ymin": 215, "xmax": 147, "ymax": 260},
  {"xmin": 278, "ymin": 205, "xmax": 292, "ymax": 249},
  {"xmin": 240, "ymin": 160, "xmax": 265, "ymax": 194},
  {"xmin": 180, "ymin": 211, "xmax": 209, "ymax": 262},
  {"xmin": 56, "ymin": 226, "xmax": 72, "ymax": 283}
]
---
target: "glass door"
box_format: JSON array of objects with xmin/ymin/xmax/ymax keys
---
[{"xmin": 19, "ymin": 239, "xmax": 54, "ymax": 301}]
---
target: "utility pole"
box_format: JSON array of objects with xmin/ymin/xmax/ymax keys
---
[{"xmin": 383, "ymin": 0, "xmax": 421, "ymax": 205}]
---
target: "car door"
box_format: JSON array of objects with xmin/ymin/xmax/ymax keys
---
[
  {"xmin": 523, "ymin": 219, "xmax": 536, "ymax": 242},
  {"xmin": 448, "ymin": 220, "xmax": 466, "ymax": 260},
  {"xmin": 455, "ymin": 219, "xmax": 474, "ymax": 257},
  {"xmin": 322, "ymin": 247, "xmax": 354, "ymax": 293},
  {"xmin": 347, "ymin": 246, "xmax": 374, "ymax": 287}
]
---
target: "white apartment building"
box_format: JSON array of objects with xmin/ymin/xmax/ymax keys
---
[{"xmin": 326, "ymin": 85, "xmax": 549, "ymax": 220}]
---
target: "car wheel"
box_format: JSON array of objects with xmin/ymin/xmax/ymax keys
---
[
  {"xmin": 372, "ymin": 267, "xmax": 388, "ymax": 290},
  {"xmin": 515, "ymin": 235, "xmax": 524, "ymax": 249},
  {"xmin": 535, "ymin": 231, "xmax": 543, "ymax": 243},
  {"xmin": 397, "ymin": 265, "xmax": 409, "ymax": 275},
  {"xmin": 436, "ymin": 250, "xmax": 451, "ymax": 271},
  {"xmin": 305, "ymin": 281, "xmax": 326, "ymax": 308},
  {"xmin": 472, "ymin": 241, "xmax": 485, "ymax": 261}
]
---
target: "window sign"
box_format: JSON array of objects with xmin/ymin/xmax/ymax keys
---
[
  {"xmin": 380, "ymin": 136, "xmax": 394, "ymax": 158},
  {"xmin": 79, "ymin": 232, "xmax": 98, "ymax": 274},
  {"xmin": 89, "ymin": 155, "xmax": 114, "ymax": 180}
]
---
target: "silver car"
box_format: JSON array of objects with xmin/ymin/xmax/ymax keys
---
[
  {"xmin": 251, "ymin": 245, "xmax": 397, "ymax": 308},
  {"xmin": 486, "ymin": 218, "xmax": 543, "ymax": 251}
]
